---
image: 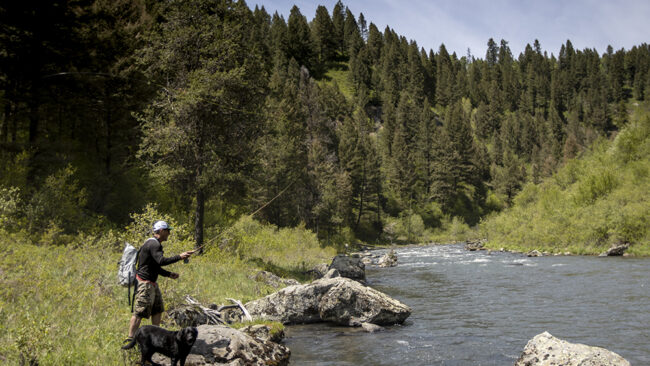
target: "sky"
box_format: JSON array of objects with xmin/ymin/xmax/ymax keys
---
[{"xmin": 250, "ymin": 0, "xmax": 650, "ymax": 58}]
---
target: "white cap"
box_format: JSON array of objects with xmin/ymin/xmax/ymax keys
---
[{"xmin": 152, "ymin": 220, "xmax": 172, "ymax": 232}]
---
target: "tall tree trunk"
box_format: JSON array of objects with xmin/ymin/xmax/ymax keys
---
[
  {"xmin": 194, "ymin": 167, "xmax": 205, "ymax": 249},
  {"xmin": 1, "ymin": 102, "xmax": 10, "ymax": 143},
  {"xmin": 355, "ymin": 164, "xmax": 366, "ymax": 230},
  {"xmin": 195, "ymin": 186, "xmax": 204, "ymax": 249}
]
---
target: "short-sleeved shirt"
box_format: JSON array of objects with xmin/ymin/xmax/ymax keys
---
[{"xmin": 136, "ymin": 238, "xmax": 181, "ymax": 283}]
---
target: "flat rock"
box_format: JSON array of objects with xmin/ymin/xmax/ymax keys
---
[{"xmin": 515, "ymin": 331, "xmax": 630, "ymax": 366}]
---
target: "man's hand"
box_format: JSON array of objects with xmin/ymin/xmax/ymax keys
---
[
  {"xmin": 180, "ymin": 250, "xmax": 195, "ymax": 260},
  {"xmin": 170, "ymin": 272, "xmax": 179, "ymax": 279}
]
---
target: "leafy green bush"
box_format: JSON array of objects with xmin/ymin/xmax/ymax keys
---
[
  {"xmin": 213, "ymin": 216, "xmax": 336, "ymax": 278},
  {"xmin": 24, "ymin": 165, "xmax": 89, "ymax": 238},
  {"xmin": 0, "ymin": 187, "xmax": 23, "ymax": 230}
]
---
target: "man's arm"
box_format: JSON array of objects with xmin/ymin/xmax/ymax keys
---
[{"xmin": 151, "ymin": 242, "xmax": 182, "ymax": 266}]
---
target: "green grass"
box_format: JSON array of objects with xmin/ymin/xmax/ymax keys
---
[
  {"xmin": 0, "ymin": 215, "xmax": 336, "ymax": 365},
  {"xmin": 321, "ymin": 62, "xmax": 354, "ymax": 101},
  {"xmin": 480, "ymin": 101, "xmax": 650, "ymax": 256}
]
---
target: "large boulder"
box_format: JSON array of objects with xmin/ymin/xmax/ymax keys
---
[
  {"xmin": 318, "ymin": 278, "xmax": 410, "ymax": 326},
  {"xmin": 329, "ymin": 254, "xmax": 366, "ymax": 282},
  {"xmin": 515, "ymin": 331, "xmax": 630, "ymax": 366},
  {"xmin": 245, "ymin": 277, "xmax": 411, "ymax": 326},
  {"xmin": 151, "ymin": 324, "xmax": 290, "ymax": 366}
]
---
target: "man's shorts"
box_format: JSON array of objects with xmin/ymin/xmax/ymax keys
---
[{"xmin": 133, "ymin": 279, "xmax": 164, "ymax": 319}]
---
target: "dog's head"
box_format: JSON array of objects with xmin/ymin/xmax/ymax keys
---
[{"xmin": 176, "ymin": 327, "xmax": 198, "ymax": 347}]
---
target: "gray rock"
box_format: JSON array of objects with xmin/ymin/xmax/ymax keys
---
[
  {"xmin": 168, "ymin": 304, "xmax": 213, "ymax": 327},
  {"xmin": 527, "ymin": 250, "xmax": 542, "ymax": 257},
  {"xmin": 329, "ymin": 255, "xmax": 366, "ymax": 282},
  {"xmin": 307, "ymin": 263, "xmax": 330, "ymax": 280},
  {"xmin": 239, "ymin": 324, "xmax": 284, "ymax": 343},
  {"xmin": 360, "ymin": 257, "xmax": 373, "ymax": 265},
  {"xmin": 465, "ymin": 239, "xmax": 486, "ymax": 251},
  {"xmin": 377, "ymin": 250, "xmax": 397, "ymax": 267},
  {"xmin": 152, "ymin": 324, "xmax": 290, "ymax": 366},
  {"xmin": 515, "ymin": 331, "xmax": 630, "ymax": 366},
  {"xmin": 245, "ymin": 277, "xmax": 411, "ymax": 326},
  {"xmin": 250, "ymin": 270, "xmax": 300, "ymax": 288},
  {"xmin": 361, "ymin": 322, "xmax": 384, "ymax": 333},
  {"xmin": 322, "ymin": 268, "xmax": 341, "ymax": 279},
  {"xmin": 599, "ymin": 243, "xmax": 630, "ymax": 257}
]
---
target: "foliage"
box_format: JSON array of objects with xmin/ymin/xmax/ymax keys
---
[
  {"xmin": 214, "ymin": 216, "xmax": 336, "ymax": 279},
  {"xmin": 0, "ymin": 213, "xmax": 333, "ymax": 365},
  {"xmin": 482, "ymin": 108, "xmax": 650, "ymax": 255}
]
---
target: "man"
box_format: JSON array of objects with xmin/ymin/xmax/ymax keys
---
[{"xmin": 125, "ymin": 220, "xmax": 195, "ymax": 344}]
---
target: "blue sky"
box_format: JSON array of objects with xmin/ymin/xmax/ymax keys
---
[{"xmin": 250, "ymin": 0, "xmax": 650, "ymax": 58}]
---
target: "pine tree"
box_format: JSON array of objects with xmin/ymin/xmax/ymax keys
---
[
  {"xmin": 137, "ymin": 0, "xmax": 265, "ymax": 247},
  {"xmin": 366, "ymin": 22, "xmax": 383, "ymax": 63},
  {"xmin": 343, "ymin": 7, "xmax": 362, "ymax": 57},
  {"xmin": 287, "ymin": 5, "xmax": 315, "ymax": 70},
  {"xmin": 331, "ymin": 0, "xmax": 345, "ymax": 56},
  {"xmin": 310, "ymin": 5, "xmax": 336, "ymax": 72}
]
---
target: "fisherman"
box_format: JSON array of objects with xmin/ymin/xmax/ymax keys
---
[{"xmin": 124, "ymin": 220, "xmax": 195, "ymax": 345}]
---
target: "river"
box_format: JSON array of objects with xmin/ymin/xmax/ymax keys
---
[{"xmin": 284, "ymin": 244, "xmax": 649, "ymax": 365}]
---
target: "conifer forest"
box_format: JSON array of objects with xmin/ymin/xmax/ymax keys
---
[{"xmin": 2, "ymin": 0, "xmax": 649, "ymax": 247}]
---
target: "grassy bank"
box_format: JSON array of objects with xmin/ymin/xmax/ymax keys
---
[
  {"xmin": 0, "ymin": 214, "xmax": 336, "ymax": 365},
  {"xmin": 480, "ymin": 102, "xmax": 650, "ymax": 256}
]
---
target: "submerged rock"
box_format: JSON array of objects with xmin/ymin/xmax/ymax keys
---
[
  {"xmin": 151, "ymin": 324, "xmax": 290, "ymax": 366},
  {"xmin": 515, "ymin": 331, "xmax": 630, "ymax": 366},
  {"xmin": 361, "ymin": 322, "xmax": 384, "ymax": 333},
  {"xmin": 245, "ymin": 277, "xmax": 411, "ymax": 326}
]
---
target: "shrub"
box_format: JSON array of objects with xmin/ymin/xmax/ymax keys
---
[
  {"xmin": 0, "ymin": 186, "xmax": 23, "ymax": 231},
  {"xmin": 24, "ymin": 165, "xmax": 89, "ymax": 237}
]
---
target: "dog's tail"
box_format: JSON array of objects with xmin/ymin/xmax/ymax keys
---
[{"xmin": 121, "ymin": 337, "xmax": 136, "ymax": 350}]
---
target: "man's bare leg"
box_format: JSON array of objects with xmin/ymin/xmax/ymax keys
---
[
  {"xmin": 151, "ymin": 312, "xmax": 162, "ymax": 326},
  {"xmin": 128, "ymin": 315, "xmax": 142, "ymax": 338}
]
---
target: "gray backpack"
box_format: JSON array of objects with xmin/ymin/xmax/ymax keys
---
[
  {"xmin": 118, "ymin": 242, "xmax": 139, "ymax": 286},
  {"xmin": 117, "ymin": 242, "xmax": 140, "ymax": 310}
]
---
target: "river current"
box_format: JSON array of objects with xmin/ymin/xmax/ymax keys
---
[{"xmin": 284, "ymin": 244, "xmax": 649, "ymax": 365}]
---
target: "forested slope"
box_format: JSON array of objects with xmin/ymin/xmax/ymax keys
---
[
  {"xmin": 1, "ymin": 0, "xmax": 649, "ymax": 245},
  {"xmin": 482, "ymin": 101, "xmax": 650, "ymax": 255}
]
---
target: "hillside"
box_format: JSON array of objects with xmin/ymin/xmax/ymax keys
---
[{"xmin": 481, "ymin": 101, "xmax": 650, "ymax": 255}]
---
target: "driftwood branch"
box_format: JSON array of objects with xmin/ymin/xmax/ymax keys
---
[
  {"xmin": 227, "ymin": 298, "xmax": 253, "ymax": 322},
  {"xmin": 184, "ymin": 295, "xmax": 252, "ymax": 323},
  {"xmin": 185, "ymin": 295, "xmax": 224, "ymax": 325}
]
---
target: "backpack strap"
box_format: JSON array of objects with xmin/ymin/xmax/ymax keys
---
[{"xmin": 129, "ymin": 249, "xmax": 141, "ymax": 313}]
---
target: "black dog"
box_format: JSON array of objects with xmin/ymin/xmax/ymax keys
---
[{"xmin": 122, "ymin": 325, "xmax": 198, "ymax": 366}]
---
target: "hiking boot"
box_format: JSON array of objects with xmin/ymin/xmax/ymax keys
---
[{"xmin": 122, "ymin": 337, "xmax": 134, "ymax": 347}]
